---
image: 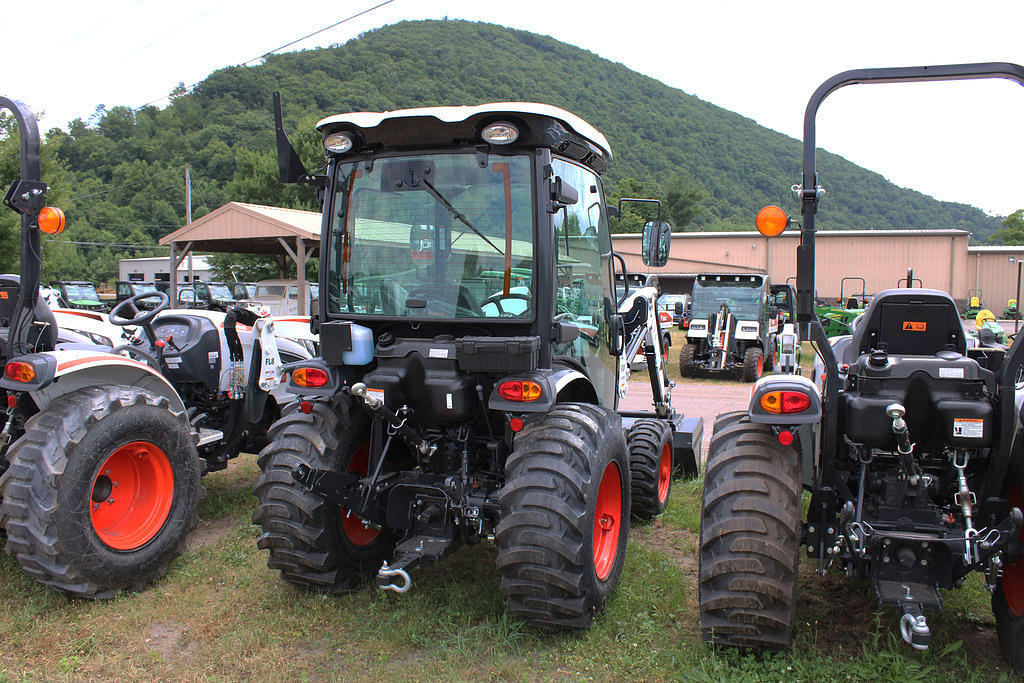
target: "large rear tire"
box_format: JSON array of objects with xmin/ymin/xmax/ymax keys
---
[
  {"xmin": 626, "ymin": 419, "xmax": 673, "ymax": 519},
  {"xmin": 699, "ymin": 417, "xmax": 800, "ymax": 650},
  {"xmin": 0, "ymin": 386, "xmax": 201, "ymax": 598},
  {"xmin": 496, "ymin": 403, "xmax": 629, "ymax": 629},
  {"xmin": 252, "ymin": 399, "xmax": 396, "ymax": 591},
  {"xmin": 993, "ymin": 484, "xmax": 1024, "ymax": 674},
  {"xmin": 678, "ymin": 344, "xmax": 695, "ymax": 377}
]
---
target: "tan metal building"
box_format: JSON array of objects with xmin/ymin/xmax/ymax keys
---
[
  {"xmin": 614, "ymin": 229, "xmax": 972, "ymax": 303},
  {"xmin": 966, "ymin": 246, "xmax": 1024, "ymax": 312}
]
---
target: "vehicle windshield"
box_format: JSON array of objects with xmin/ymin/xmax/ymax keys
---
[
  {"xmin": 64, "ymin": 283, "xmax": 99, "ymax": 301},
  {"xmin": 256, "ymin": 285, "xmax": 286, "ymax": 297},
  {"xmin": 690, "ymin": 276, "xmax": 764, "ymax": 319},
  {"xmin": 132, "ymin": 283, "xmax": 159, "ymax": 294},
  {"xmin": 658, "ymin": 294, "xmax": 687, "ymax": 310},
  {"xmin": 207, "ymin": 283, "xmax": 233, "ymax": 299},
  {"xmin": 327, "ymin": 153, "xmax": 534, "ymax": 319},
  {"xmin": 233, "ymin": 284, "xmax": 257, "ymax": 299}
]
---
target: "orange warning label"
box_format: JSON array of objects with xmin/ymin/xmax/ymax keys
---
[
  {"xmin": 0, "ymin": 291, "xmax": 8, "ymax": 299},
  {"xmin": 902, "ymin": 321, "xmax": 927, "ymax": 331}
]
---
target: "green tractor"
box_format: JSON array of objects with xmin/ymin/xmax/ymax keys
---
[
  {"xmin": 1004, "ymin": 298, "xmax": 1020, "ymax": 321},
  {"xmin": 963, "ymin": 288, "xmax": 984, "ymax": 319},
  {"xmin": 813, "ymin": 277, "xmax": 868, "ymax": 337}
]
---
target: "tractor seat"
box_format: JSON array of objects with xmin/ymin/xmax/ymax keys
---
[
  {"xmin": 0, "ymin": 274, "xmax": 58, "ymax": 353},
  {"xmin": 851, "ymin": 288, "xmax": 965, "ymax": 357}
]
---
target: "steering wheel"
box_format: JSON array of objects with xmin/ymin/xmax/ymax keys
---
[
  {"xmin": 109, "ymin": 291, "xmax": 169, "ymax": 327},
  {"xmin": 407, "ymin": 285, "xmax": 483, "ymax": 318},
  {"xmin": 483, "ymin": 292, "xmax": 531, "ymax": 317}
]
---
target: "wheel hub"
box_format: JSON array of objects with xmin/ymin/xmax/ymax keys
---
[{"xmin": 89, "ymin": 441, "xmax": 174, "ymax": 551}]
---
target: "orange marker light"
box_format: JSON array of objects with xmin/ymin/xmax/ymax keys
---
[
  {"xmin": 4, "ymin": 361, "xmax": 36, "ymax": 383},
  {"xmin": 37, "ymin": 207, "xmax": 65, "ymax": 235},
  {"xmin": 755, "ymin": 206, "xmax": 788, "ymax": 237},
  {"xmin": 292, "ymin": 367, "xmax": 329, "ymax": 387}
]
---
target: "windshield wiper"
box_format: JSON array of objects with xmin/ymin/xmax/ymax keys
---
[{"xmin": 414, "ymin": 174, "xmax": 503, "ymax": 255}]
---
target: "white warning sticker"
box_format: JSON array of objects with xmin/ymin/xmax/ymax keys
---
[
  {"xmin": 953, "ymin": 418, "xmax": 984, "ymax": 439},
  {"xmin": 429, "ymin": 348, "xmax": 449, "ymax": 359},
  {"xmin": 939, "ymin": 367, "xmax": 965, "ymax": 379},
  {"xmin": 366, "ymin": 388, "xmax": 385, "ymax": 406},
  {"xmin": 446, "ymin": 393, "xmax": 453, "ymax": 410}
]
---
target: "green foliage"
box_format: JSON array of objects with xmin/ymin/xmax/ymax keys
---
[
  {"xmin": 990, "ymin": 209, "xmax": 1024, "ymax": 245},
  {"xmin": 5, "ymin": 19, "xmax": 1002, "ymax": 284}
]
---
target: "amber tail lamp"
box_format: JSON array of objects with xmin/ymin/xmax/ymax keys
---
[
  {"xmin": 755, "ymin": 206, "xmax": 789, "ymax": 237},
  {"xmin": 37, "ymin": 207, "xmax": 66, "ymax": 235}
]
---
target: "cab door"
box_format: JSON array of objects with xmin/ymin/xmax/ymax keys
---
[{"xmin": 550, "ymin": 159, "xmax": 618, "ymax": 408}]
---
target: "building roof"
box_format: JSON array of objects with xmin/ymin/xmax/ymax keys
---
[
  {"xmin": 159, "ymin": 202, "xmax": 320, "ymax": 254},
  {"xmin": 967, "ymin": 245, "xmax": 1024, "ymax": 253},
  {"xmin": 614, "ymin": 229, "xmax": 971, "ymax": 239}
]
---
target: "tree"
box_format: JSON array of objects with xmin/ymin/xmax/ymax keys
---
[
  {"xmin": 990, "ymin": 210, "xmax": 1024, "ymax": 245},
  {"xmin": 663, "ymin": 172, "xmax": 708, "ymax": 230}
]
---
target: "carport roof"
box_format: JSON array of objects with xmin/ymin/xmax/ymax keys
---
[{"xmin": 158, "ymin": 201, "xmax": 321, "ymax": 254}]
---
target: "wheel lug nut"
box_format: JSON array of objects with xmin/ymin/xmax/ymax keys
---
[{"xmin": 107, "ymin": 498, "xmax": 115, "ymax": 504}]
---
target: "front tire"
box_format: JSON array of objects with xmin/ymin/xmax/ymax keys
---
[
  {"xmin": 742, "ymin": 347, "xmax": 763, "ymax": 383},
  {"xmin": 699, "ymin": 418, "xmax": 800, "ymax": 650},
  {"xmin": 496, "ymin": 403, "xmax": 629, "ymax": 629},
  {"xmin": 626, "ymin": 419, "xmax": 673, "ymax": 519},
  {"xmin": 679, "ymin": 344, "xmax": 695, "ymax": 377},
  {"xmin": 0, "ymin": 386, "xmax": 201, "ymax": 598},
  {"xmin": 252, "ymin": 399, "xmax": 396, "ymax": 592}
]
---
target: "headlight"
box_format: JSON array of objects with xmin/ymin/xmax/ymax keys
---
[
  {"xmin": 324, "ymin": 132, "xmax": 354, "ymax": 154},
  {"xmin": 481, "ymin": 122, "xmax": 519, "ymax": 144}
]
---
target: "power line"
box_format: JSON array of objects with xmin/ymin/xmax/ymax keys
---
[
  {"xmin": 68, "ymin": 164, "xmax": 184, "ymax": 201},
  {"xmin": 133, "ymin": 0, "xmax": 397, "ymax": 112},
  {"xmin": 43, "ymin": 240, "xmax": 167, "ymax": 249}
]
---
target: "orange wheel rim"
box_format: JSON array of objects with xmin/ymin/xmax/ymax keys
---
[
  {"xmin": 592, "ymin": 462, "xmax": 622, "ymax": 581},
  {"xmin": 89, "ymin": 441, "xmax": 174, "ymax": 550},
  {"xmin": 657, "ymin": 442, "xmax": 672, "ymax": 503},
  {"xmin": 1004, "ymin": 486, "xmax": 1024, "ymax": 616},
  {"xmin": 341, "ymin": 443, "xmax": 380, "ymax": 546}
]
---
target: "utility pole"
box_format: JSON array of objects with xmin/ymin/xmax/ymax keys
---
[{"xmin": 186, "ymin": 164, "xmax": 193, "ymax": 287}]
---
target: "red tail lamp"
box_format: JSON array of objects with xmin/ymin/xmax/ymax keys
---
[
  {"xmin": 37, "ymin": 207, "xmax": 66, "ymax": 235},
  {"xmin": 292, "ymin": 367, "xmax": 329, "ymax": 388},
  {"xmin": 498, "ymin": 380, "xmax": 542, "ymax": 402},
  {"xmin": 4, "ymin": 361, "xmax": 36, "ymax": 383},
  {"xmin": 777, "ymin": 430, "xmax": 795, "ymax": 446},
  {"xmin": 755, "ymin": 206, "xmax": 788, "ymax": 237},
  {"xmin": 509, "ymin": 417, "xmax": 524, "ymax": 432},
  {"xmin": 759, "ymin": 390, "xmax": 811, "ymax": 414}
]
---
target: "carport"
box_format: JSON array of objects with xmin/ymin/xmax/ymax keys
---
[{"xmin": 159, "ymin": 202, "xmax": 321, "ymax": 314}]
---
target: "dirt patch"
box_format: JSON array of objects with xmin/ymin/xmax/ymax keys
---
[
  {"xmin": 145, "ymin": 622, "xmax": 198, "ymax": 659},
  {"xmin": 632, "ymin": 518, "xmax": 697, "ymax": 577},
  {"xmin": 185, "ymin": 517, "xmax": 237, "ymax": 552}
]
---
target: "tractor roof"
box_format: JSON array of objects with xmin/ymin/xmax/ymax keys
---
[{"xmin": 316, "ymin": 102, "xmax": 612, "ymax": 161}]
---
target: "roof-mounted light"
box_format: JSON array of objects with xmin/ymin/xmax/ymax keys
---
[
  {"xmin": 324, "ymin": 132, "xmax": 354, "ymax": 154},
  {"xmin": 38, "ymin": 207, "xmax": 65, "ymax": 235},
  {"xmin": 481, "ymin": 122, "xmax": 519, "ymax": 145}
]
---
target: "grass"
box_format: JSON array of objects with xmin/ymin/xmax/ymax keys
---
[{"xmin": 0, "ymin": 454, "xmax": 1013, "ymax": 680}]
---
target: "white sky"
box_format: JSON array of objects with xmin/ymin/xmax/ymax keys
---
[{"xmin": 5, "ymin": 0, "xmax": 1024, "ymax": 216}]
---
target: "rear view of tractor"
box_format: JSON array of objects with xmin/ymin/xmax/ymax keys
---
[
  {"xmin": 679, "ymin": 273, "xmax": 780, "ymax": 382},
  {"xmin": 698, "ymin": 63, "xmax": 1024, "ymax": 674},
  {"xmin": 253, "ymin": 99, "xmax": 701, "ymax": 628}
]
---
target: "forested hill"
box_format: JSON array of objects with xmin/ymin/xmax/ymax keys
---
[{"xmin": 0, "ymin": 19, "xmax": 1004, "ymax": 281}]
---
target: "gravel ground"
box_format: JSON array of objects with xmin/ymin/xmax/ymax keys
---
[{"xmin": 620, "ymin": 380, "xmax": 750, "ymax": 460}]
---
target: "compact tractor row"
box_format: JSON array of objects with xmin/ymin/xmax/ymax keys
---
[{"xmin": 6, "ymin": 60, "xmax": 1024, "ymax": 676}]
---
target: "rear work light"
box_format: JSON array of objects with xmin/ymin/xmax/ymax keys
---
[
  {"xmin": 759, "ymin": 390, "xmax": 811, "ymax": 414},
  {"xmin": 37, "ymin": 207, "xmax": 65, "ymax": 235},
  {"xmin": 292, "ymin": 367, "xmax": 329, "ymax": 388},
  {"xmin": 498, "ymin": 380, "xmax": 542, "ymax": 402},
  {"xmin": 4, "ymin": 361, "xmax": 36, "ymax": 383}
]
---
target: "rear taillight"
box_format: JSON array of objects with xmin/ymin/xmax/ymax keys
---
[
  {"xmin": 759, "ymin": 390, "xmax": 811, "ymax": 414},
  {"xmin": 498, "ymin": 380, "xmax": 542, "ymax": 402},
  {"xmin": 292, "ymin": 367, "xmax": 329, "ymax": 388},
  {"xmin": 4, "ymin": 362, "xmax": 35, "ymax": 383}
]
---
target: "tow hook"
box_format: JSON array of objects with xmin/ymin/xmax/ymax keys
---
[
  {"xmin": 899, "ymin": 604, "xmax": 931, "ymax": 650},
  {"xmin": 376, "ymin": 561, "xmax": 411, "ymax": 594}
]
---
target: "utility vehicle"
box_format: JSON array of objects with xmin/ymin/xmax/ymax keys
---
[
  {"xmin": 52, "ymin": 280, "xmax": 108, "ymax": 312},
  {"xmin": 253, "ymin": 98, "xmax": 702, "ymax": 629},
  {"xmin": 0, "ymin": 95, "xmax": 311, "ymax": 597},
  {"xmin": 678, "ymin": 273, "xmax": 781, "ymax": 382},
  {"xmin": 697, "ymin": 64, "xmax": 1024, "ymax": 673}
]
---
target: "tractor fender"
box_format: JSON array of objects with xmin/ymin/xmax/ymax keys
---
[
  {"xmin": 748, "ymin": 374, "xmax": 822, "ymax": 425},
  {"xmin": 9, "ymin": 349, "xmax": 187, "ymax": 415}
]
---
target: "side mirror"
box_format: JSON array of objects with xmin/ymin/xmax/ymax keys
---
[
  {"xmin": 674, "ymin": 301, "xmax": 683, "ymax": 315},
  {"xmin": 548, "ymin": 177, "xmax": 579, "ymax": 212},
  {"xmin": 606, "ymin": 205, "xmax": 620, "ymax": 219},
  {"xmin": 641, "ymin": 220, "xmax": 672, "ymax": 267}
]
